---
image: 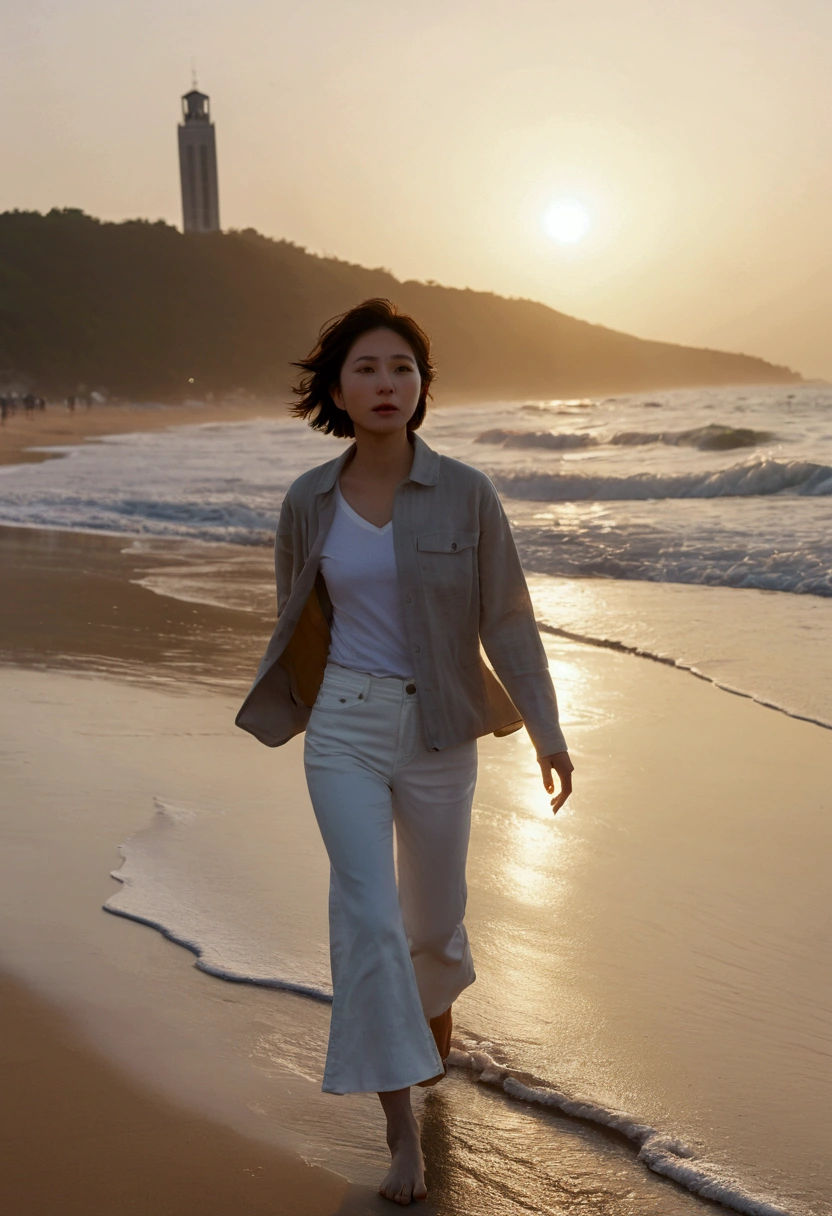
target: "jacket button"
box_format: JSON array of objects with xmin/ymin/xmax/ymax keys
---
[
  {"xmin": 405, "ymin": 682, "xmax": 416, "ymax": 695},
  {"xmin": 413, "ymin": 645, "xmax": 420, "ymax": 653},
  {"xmin": 451, "ymin": 542, "xmax": 457, "ymax": 550},
  {"xmin": 405, "ymin": 596, "xmax": 412, "ymax": 603}
]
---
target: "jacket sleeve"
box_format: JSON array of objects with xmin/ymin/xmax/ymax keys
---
[
  {"xmin": 477, "ymin": 477, "xmax": 568, "ymax": 758},
  {"xmin": 274, "ymin": 491, "xmax": 295, "ymax": 617}
]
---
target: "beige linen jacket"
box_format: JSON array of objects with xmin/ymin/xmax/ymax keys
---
[{"xmin": 235, "ymin": 433, "xmax": 568, "ymax": 758}]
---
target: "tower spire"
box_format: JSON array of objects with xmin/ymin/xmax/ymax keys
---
[{"xmin": 177, "ymin": 81, "xmax": 220, "ymax": 233}]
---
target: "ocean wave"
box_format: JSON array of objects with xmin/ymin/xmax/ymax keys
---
[
  {"xmin": 476, "ymin": 428, "xmax": 599, "ymax": 450},
  {"xmin": 515, "ymin": 524, "xmax": 832, "ymax": 597},
  {"xmin": 476, "ymin": 423, "xmax": 772, "ymax": 453},
  {"xmin": 610, "ymin": 424, "xmax": 774, "ymax": 450},
  {"xmin": 491, "ymin": 458, "xmax": 832, "ymax": 502},
  {"xmin": 450, "ymin": 1040, "xmax": 797, "ymax": 1216},
  {"xmin": 519, "ymin": 400, "xmax": 596, "ymax": 412},
  {"xmin": 0, "ymin": 492, "xmax": 277, "ymax": 545}
]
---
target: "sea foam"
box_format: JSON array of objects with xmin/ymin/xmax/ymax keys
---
[{"xmin": 449, "ymin": 1043, "xmax": 798, "ymax": 1216}]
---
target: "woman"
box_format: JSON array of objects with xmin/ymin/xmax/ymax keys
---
[{"xmin": 236, "ymin": 298, "xmax": 573, "ymax": 1205}]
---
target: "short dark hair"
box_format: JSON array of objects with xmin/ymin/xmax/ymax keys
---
[{"xmin": 290, "ymin": 298, "xmax": 435, "ymax": 437}]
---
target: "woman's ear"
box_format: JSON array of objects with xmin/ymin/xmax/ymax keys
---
[{"xmin": 330, "ymin": 383, "xmax": 347, "ymax": 411}]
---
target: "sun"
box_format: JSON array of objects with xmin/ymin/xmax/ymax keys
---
[{"xmin": 542, "ymin": 198, "xmax": 591, "ymax": 245}]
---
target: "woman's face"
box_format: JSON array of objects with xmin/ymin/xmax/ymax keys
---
[{"xmin": 331, "ymin": 327, "xmax": 421, "ymax": 436}]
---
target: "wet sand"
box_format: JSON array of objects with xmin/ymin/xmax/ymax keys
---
[
  {"xmin": 0, "ymin": 531, "xmax": 710, "ymax": 1216},
  {"xmin": 0, "ymin": 529, "xmax": 402, "ymax": 1215},
  {"xmin": 0, "ymin": 973, "xmax": 357, "ymax": 1216},
  {"xmin": 0, "ymin": 523, "xmax": 271, "ymax": 686}
]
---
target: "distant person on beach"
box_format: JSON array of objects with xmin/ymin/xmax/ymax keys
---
[{"xmin": 236, "ymin": 298, "xmax": 573, "ymax": 1206}]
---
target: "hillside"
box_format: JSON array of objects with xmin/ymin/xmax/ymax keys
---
[{"xmin": 0, "ymin": 208, "xmax": 800, "ymax": 401}]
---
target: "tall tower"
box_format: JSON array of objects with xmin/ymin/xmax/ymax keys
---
[{"xmin": 178, "ymin": 86, "xmax": 220, "ymax": 233}]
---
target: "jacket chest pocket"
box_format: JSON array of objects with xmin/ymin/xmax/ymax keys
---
[
  {"xmin": 415, "ymin": 530, "xmax": 479, "ymax": 627},
  {"xmin": 416, "ymin": 530, "xmax": 478, "ymax": 557}
]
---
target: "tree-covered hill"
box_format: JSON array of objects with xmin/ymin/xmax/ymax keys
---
[{"xmin": 0, "ymin": 208, "xmax": 799, "ymax": 400}]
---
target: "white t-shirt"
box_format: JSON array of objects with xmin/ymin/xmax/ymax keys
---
[{"xmin": 319, "ymin": 483, "xmax": 413, "ymax": 679}]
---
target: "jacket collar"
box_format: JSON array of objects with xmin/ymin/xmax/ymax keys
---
[{"xmin": 313, "ymin": 432, "xmax": 440, "ymax": 494}]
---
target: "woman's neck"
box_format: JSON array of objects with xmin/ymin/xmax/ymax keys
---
[{"xmin": 346, "ymin": 426, "xmax": 415, "ymax": 487}]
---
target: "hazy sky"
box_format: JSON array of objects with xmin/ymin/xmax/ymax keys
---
[{"xmin": 3, "ymin": 0, "xmax": 830, "ymax": 379}]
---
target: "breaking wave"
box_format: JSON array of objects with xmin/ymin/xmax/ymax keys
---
[
  {"xmin": 476, "ymin": 424, "xmax": 773, "ymax": 453},
  {"xmin": 610, "ymin": 424, "xmax": 774, "ymax": 450},
  {"xmin": 476, "ymin": 428, "xmax": 599, "ymax": 450},
  {"xmin": 490, "ymin": 458, "xmax": 832, "ymax": 502}
]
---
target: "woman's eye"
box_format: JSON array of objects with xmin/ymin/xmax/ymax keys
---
[{"xmin": 396, "ymin": 365, "xmax": 413, "ymax": 373}]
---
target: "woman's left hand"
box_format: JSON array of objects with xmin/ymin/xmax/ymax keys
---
[{"xmin": 538, "ymin": 752, "xmax": 574, "ymax": 815}]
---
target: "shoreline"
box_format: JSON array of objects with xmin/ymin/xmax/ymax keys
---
[
  {"xmin": 0, "ymin": 523, "xmax": 271, "ymax": 690},
  {"xmin": 0, "ymin": 396, "xmax": 292, "ymax": 466}
]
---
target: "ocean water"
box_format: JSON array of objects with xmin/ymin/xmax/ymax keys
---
[
  {"xmin": 3, "ymin": 382, "xmax": 832, "ymax": 1214},
  {"xmin": 2, "ymin": 385, "xmax": 831, "ymax": 595}
]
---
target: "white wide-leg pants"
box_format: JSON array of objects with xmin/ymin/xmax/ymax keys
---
[{"xmin": 303, "ymin": 662, "xmax": 478, "ymax": 1095}]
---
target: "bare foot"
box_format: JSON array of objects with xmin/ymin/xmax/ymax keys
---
[{"xmin": 377, "ymin": 1089, "xmax": 428, "ymax": 1205}]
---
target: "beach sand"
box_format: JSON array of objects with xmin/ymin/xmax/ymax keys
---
[
  {"xmin": 0, "ymin": 529, "xmax": 402, "ymax": 1215},
  {"xmin": 0, "ymin": 397, "xmax": 291, "ymax": 465},
  {"xmin": 0, "ymin": 973, "xmax": 362, "ymax": 1216},
  {"xmin": 1, "ymin": 518, "xmax": 830, "ymax": 1215}
]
